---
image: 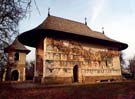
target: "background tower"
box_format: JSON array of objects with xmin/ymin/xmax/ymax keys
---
[{"xmin": 4, "ymin": 38, "xmax": 30, "ymax": 81}]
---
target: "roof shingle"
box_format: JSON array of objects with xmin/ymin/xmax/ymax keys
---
[
  {"xmin": 4, "ymin": 38, "xmax": 30, "ymax": 54},
  {"xmin": 37, "ymin": 16, "xmax": 120, "ymax": 43}
]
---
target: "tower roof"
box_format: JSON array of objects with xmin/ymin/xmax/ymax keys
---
[
  {"xmin": 18, "ymin": 15, "xmax": 128, "ymax": 50},
  {"xmin": 4, "ymin": 38, "xmax": 30, "ymax": 54}
]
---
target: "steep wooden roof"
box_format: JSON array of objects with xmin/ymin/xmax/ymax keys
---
[
  {"xmin": 37, "ymin": 16, "xmax": 117, "ymax": 42},
  {"xmin": 4, "ymin": 38, "xmax": 30, "ymax": 54},
  {"xmin": 18, "ymin": 15, "xmax": 128, "ymax": 50}
]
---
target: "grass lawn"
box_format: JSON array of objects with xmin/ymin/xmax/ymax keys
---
[{"xmin": 0, "ymin": 81, "xmax": 135, "ymax": 99}]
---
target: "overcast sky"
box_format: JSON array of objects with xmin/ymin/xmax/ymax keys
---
[{"xmin": 19, "ymin": 0, "xmax": 135, "ymax": 61}]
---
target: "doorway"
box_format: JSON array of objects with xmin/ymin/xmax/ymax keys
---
[
  {"xmin": 11, "ymin": 70, "xmax": 19, "ymax": 81},
  {"xmin": 73, "ymin": 65, "xmax": 78, "ymax": 82}
]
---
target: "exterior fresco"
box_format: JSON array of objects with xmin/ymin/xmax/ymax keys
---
[{"xmin": 36, "ymin": 37, "xmax": 122, "ymax": 83}]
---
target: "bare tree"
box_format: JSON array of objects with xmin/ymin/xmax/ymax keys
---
[
  {"xmin": 0, "ymin": 0, "xmax": 32, "ymax": 45},
  {"xmin": 120, "ymin": 52, "xmax": 126, "ymax": 69},
  {"xmin": 26, "ymin": 60, "xmax": 35, "ymax": 80},
  {"xmin": 128, "ymin": 56, "xmax": 135, "ymax": 77}
]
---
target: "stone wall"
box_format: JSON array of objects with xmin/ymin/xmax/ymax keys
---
[
  {"xmin": 4, "ymin": 52, "xmax": 26, "ymax": 81},
  {"xmin": 16, "ymin": 53, "xmax": 26, "ymax": 81},
  {"xmin": 35, "ymin": 40, "xmax": 44, "ymax": 77}
]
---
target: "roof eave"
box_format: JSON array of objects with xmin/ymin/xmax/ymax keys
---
[{"xmin": 18, "ymin": 29, "xmax": 128, "ymax": 51}]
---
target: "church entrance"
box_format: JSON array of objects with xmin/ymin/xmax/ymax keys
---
[
  {"xmin": 73, "ymin": 65, "xmax": 78, "ymax": 82},
  {"xmin": 11, "ymin": 70, "xmax": 19, "ymax": 81}
]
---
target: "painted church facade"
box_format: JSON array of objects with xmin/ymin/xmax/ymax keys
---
[
  {"xmin": 18, "ymin": 15, "xmax": 128, "ymax": 84},
  {"xmin": 35, "ymin": 37, "xmax": 122, "ymax": 84}
]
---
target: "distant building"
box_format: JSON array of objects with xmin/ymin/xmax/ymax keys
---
[
  {"xmin": 4, "ymin": 38, "xmax": 30, "ymax": 81},
  {"xmin": 18, "ymin": 15, "xmax": 128, "ymax": 84}
]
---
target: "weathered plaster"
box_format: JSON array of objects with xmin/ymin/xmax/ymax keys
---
[{"xmin": 35, "ymin": 36, "xmax": 122, "ymax": 83}]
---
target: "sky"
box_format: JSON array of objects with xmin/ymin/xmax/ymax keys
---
[{"xmin": 19, "ymin": 0, "xmax": 135, "ymax": 61}]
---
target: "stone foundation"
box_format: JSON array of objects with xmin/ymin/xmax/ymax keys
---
[
  {"xmin": 34, "ymin": 77, "xmax": 73, "ymax": 84},
  {"xmin": 83, "ymin": 75, "xmax": 122, "ymax": 83},
  {"xmin": 33, "ymin": 76, "xmax": 43, "ymax": 83},
  {"xmin": 34, "ymin": 75, "xmax": 122, "ymax": 84},
  {"xmin": 44, "ymin": 77, "xmax": 73, "ymax": 84}
]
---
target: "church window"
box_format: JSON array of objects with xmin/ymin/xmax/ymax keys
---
[{"xmin": 14, "ymin": 52, "xmax": 19, "ymax": 61}]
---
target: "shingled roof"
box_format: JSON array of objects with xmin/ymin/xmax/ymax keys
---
[
  {"xmin": 37, "ymin": 16, "xmax": 117, "ymax": 42},
  {"xmin": 18, "ymin": 15, "xmax": 128, "ymax": 50},
  {"xmin": 4, "ymin": 38, "xmax": 30, "ymax": 54}
]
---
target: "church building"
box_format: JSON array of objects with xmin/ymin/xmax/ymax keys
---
[{"xmin": 18, "ymin": 14, "xmax": 128, "ymax": 84}]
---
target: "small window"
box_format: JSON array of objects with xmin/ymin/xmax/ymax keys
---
[
  {"xmin": 106, "ymin": 57, "xmax": 113, "ymax": 67},
  {"xmin": 14, "ymin": 52, "xmax": 19, "ymax": 61}
]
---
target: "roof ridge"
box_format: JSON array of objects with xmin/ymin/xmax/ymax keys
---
[
  {"xmin": 49, "ymin": 15, "xmax": 85, "ymax": 24},
  {"xmin": 47, "ymin": 15, "xmax": 92, "ymax": 30}
]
